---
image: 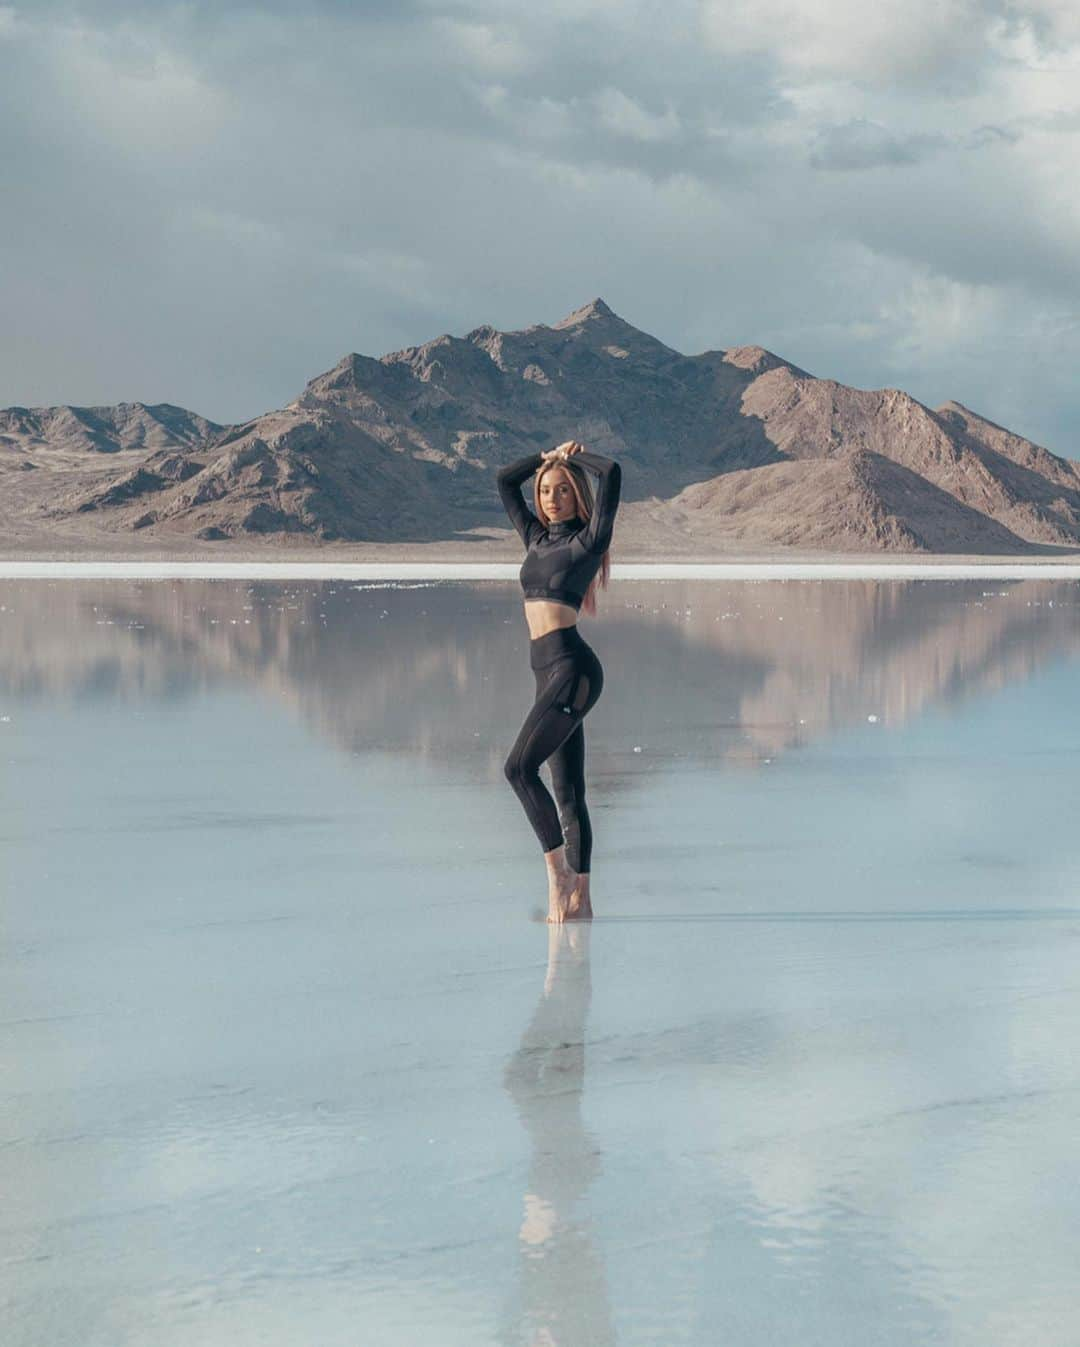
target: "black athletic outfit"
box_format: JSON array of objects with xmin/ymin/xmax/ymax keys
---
[{"xmin": 496, "ymin": 449, "xmax": 622, "ymax": 873}]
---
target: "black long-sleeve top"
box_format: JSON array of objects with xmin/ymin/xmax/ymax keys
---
[{"xmin": 495, "ymin": 448, "xmax": 622, "ymax": 612}]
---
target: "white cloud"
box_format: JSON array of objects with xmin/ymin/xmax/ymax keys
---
[
  {"xmin": 40, "ymin": 15, "xmax": 226, "ymax": 152},
  {"xmin": 699, "ymin": 0, "xmax": 991, "ymax": 87},
  {"xmin": 876, "ymin": 272, "xmax": 1009, "ymax": 367},
  {"xmin": 1007, "ymin": 0, "xmax": 1080, "ymax": 51}
]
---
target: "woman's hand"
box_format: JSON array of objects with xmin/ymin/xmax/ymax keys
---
[{"xmin": 542, "ymin": 440, "xmax": 584, "ymax": 463}]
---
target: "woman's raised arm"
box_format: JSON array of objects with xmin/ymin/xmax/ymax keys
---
[
  {"xmin": 570, "ymin": 450, "xmax": 622, "ymax": 554},
  {"xmin": 496, "ymin": 450, "xmax": 546, "ymax": 547}
]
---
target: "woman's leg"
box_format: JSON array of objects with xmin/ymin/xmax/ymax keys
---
[
  {"xmin": 549, "ymin": 653, "xmax": 602, "ymax": 916},
  {"xmin": 504, "ymin": 654, "xmax": 603, "ymax": 921},
  {"xmin": 548, "ymin": 723, "xmax": 593, "ymax": 919},
  {"xmin": 548, "ymin": 722, "xmax": 592, "ymax": 876},
  {"xmin": 503, "ymin": 663, "xmax": 584, "ymax": 860}
]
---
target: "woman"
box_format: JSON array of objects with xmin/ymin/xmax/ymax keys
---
[{"xmin": 497, "ymin": 439, "xmax": 622, "ymax": 923}]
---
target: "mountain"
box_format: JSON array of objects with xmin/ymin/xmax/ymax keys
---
[
  {"xmin": 3, "ymin": 298, "xmax": 1080, "ymax": 553},
  {"xmin": 0, "ymin": 401, "xmax": 221, "ymax": 456}
]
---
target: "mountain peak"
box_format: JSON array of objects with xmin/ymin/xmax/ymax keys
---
[
  {"xmin": 552, "ymin": 297, "xmax": 619, "ymax": 330},
  {"xmin": 935, "ymin": 399, "xmax": 1008, "ymax": 433}
]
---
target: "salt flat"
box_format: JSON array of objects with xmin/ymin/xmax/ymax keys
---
[{"xmin": 3, "ymin": 576, "xmax": 1080, "ymax": 1346}]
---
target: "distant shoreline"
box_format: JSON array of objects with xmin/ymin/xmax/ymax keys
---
[
  {"xmin": 4, "ymin": 559, "xmax": 1080, "ymax": 580},
  {"xmin": 5, "ymin": 525, "xmax": 1080, "ymax": 580}
]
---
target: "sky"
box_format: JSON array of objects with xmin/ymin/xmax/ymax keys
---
[{"xmin": 2, "ymin": 0, "xmax": 1080, "ymax": 457}]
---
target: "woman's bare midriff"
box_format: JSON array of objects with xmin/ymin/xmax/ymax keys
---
[{"xmin": 524, "ymin": 598, "xmax": 579, "ymax": 640}]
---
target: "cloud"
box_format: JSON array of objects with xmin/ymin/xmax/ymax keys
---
[
  {"xmin": 593, "ymin": 87, "xmax": 682, "ymax": 142},
  {"xmin": 810, "ymin": 120, "xmax": 948, "ymax": 170},
  {"xmin": 1, "ymin": 1, "xmax": 1079, "ymax": 458},
  {"xmin": 433, "ymin": 15, "xmax": 533, "ymax": 73},
  {"xmin": 699, "ymin": 0, "xmax": 994, "ymax": 89}
]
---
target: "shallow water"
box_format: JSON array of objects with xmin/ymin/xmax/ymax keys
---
[{"xmin": 2, "ymin": 576, "xmax": 1080, "ymax": 1346}]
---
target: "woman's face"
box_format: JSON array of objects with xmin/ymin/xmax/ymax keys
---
[{"xmin": 539, "ymin": 466, "xmax": 577, "ymax": 521}]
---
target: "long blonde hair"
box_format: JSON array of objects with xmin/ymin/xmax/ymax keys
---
[{"xmin": 534, "ymin": 459, "xmax": 612, "ymax": 616}]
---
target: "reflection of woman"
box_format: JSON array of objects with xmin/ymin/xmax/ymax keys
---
[
  {"xmin": 496, "ymin": 440, "xmax": 622, "ymax": 923},
  {"xmin": 501, "ymin": 926, "xmax": 614, "ymax": 1347}
]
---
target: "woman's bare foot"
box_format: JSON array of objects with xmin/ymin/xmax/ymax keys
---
[
  {"xmin": 550, "ymin": 873, "xmax": 593, "ymax": 923},
  {"xmin": 543, "ymin": 848, "xmax": 595, "ymax": 923},
  {"xmin": 546, "ymin": 873, "xmax": 578, "ymax": 924},
  {"xmin": 550, "ymin": 887, "xmax": 593, "ymax": 923},
  {"xmin": 544, "ymin": 846, "xmax": 578, "ymax": 924},
  {"xmin": 565, "ymin": 871, "xmax": 593, "ymax": 921}
]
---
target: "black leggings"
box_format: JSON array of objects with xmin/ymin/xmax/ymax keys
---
[{"xmin": 503, "ymin": 625, "xmax": 604, "ymax": 874}]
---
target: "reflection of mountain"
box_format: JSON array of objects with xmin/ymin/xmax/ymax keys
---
[
  {"xmin": 501, "ymin": 926, "xmax": 614, "ymax": 1347},
  {"xmin": 2, "ymin": 577, "xmax": 1079, "ymax": 769}
]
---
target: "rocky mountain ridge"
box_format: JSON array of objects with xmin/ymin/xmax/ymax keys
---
[
  {"xmin": 3, "ymin": 298, "xmax": 1079, "ymax": 554},
  {"xmin": 0, "ymin": 401, "xmax": 221, "ymax": 458}
]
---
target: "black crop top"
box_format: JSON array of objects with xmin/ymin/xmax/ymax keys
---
[{"xmin": 496, "ymin": 449, "xmax": 622, "ymax": 611}]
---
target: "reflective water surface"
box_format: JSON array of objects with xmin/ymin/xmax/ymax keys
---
[{"xmin": 2, "ymin": 577, "xmax": 1080, "ymax": 1345}]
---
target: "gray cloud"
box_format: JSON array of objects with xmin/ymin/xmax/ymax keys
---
[
  {"xmin": 810, "ymin": 120, "xmax": 949, "ymax": 170},
  {"xmin": 808, "ymin": 116, "xmax": 1024, "ymax": 171},
  {"xmin": 2, "ymin": 0, "xmax": 1079, "ymax": 459}
]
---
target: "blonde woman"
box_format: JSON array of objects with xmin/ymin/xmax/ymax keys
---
[{"xmin": 496, "ymin": 440, "xmax": 622, "ymax": 922}]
